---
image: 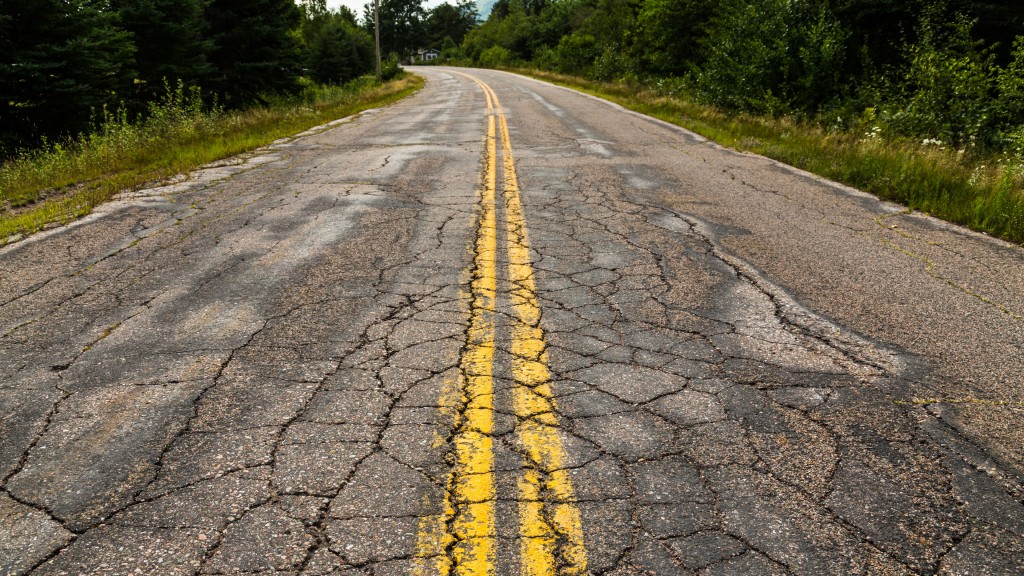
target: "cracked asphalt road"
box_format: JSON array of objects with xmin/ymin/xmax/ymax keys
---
[{"xmin": 2, "ymin": 68, "xmax": 1024, "ymax": 575}]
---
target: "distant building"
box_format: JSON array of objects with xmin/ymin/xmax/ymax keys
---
[{"xmin": 415, "ymin": 49, "xmax": 441, "ymax": 63}]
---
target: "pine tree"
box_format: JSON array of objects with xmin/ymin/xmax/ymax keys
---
[
  {"xmin": 112, "ymin": 0, "xmax": 213, "ymax": 106},
  {"xmin": 310, "ymin": 17, "xmax": 374, "ymax": 84},
  {"xmin": 0, "ymin": 0, "xmax": 134, "ymax": 153},
  {"xmin": 204, "ymin": 0, "xmax": 303, "ymax": 106}
]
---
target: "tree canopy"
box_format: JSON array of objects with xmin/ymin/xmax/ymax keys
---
[
  {"xmin": 461, "ymin": 0, "xmax": 1024, "ymax": 151},
  {"xmin": 111, "ymin": 0, "xmax": 212, "ymax": 106},
  {"xmin": 0, "ymin": 0, "xmax": 134, "ymax": 151},
  {"xmin": 363, "ymin": 0, "xmax": 426, "ymax": 60},
  {"xmin": 426, "ymin": 0, "xmax": 479, "ymax": 47},
  {"xmin": 204, "ymin": 0, "xmax": 303, "ymax": 106},
  {"xmin": 0, "ymin": 0, "xmax": 378, "ymax": 155}
]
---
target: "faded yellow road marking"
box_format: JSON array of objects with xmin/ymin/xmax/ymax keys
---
[
  {"xmin": 480, "ymin": 79, "xmax": 589, "ymax": 576},
  {"xmin": 450, "ymin": 104, "xmax": 499, "ymax": 576},
  {"xmin": 415, "ymin": 79, "xmax": 499, "ymax": 576},
  {"xmin": 416, "ymin": 71, "xmax": 587, "ymax": 576}
]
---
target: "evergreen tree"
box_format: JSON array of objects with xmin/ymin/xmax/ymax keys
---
[
  {"xmin": 299, "ymin": 0, "xmax": 331, "ymax": 48},
  {"xmin": 112, "ymin": 0, "xmax": 212, "ymax": 107},
  {"xmin": 310, "ymin": 17, "xmax": 374, "ymax": 84},
  {"xmin": 0, "ymin": 0, "xmax": 134, "ymax": 152},
  {"xmin": 205, "ymin": 0, "xmax": 302, "ymax": 106}
]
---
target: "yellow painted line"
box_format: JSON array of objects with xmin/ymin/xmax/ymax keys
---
[
  {"xmin": 450, "ymin": 107, "xmax": 498, "ymax": 575},
  {"xmin": 481, "ymin": 80, "xmax": 589, "ymax": 576},
  {"xmin": 417, "ymin": 71, "xmax": 587, "ymax": 576},
  {"xmin": 415, "ymin": 75, "xmax": 499, "ymax": 576}
]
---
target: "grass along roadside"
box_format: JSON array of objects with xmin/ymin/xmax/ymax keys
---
[
  {"xmin": 510, "ymin": 68, "xmax": 1024, "ymax": 246},
  {"xmin": 0, "ymin": 74, "xmax": 424, "ymax": 244}
]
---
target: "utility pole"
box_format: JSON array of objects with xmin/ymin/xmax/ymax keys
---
[{"xmin": 373, "ymin": 0, "xmax": 382, "ymax": 83}]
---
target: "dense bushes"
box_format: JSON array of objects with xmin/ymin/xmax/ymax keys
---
[
  {"xmin": 0, "ymin": 0, "xmax": 377, "ymax": 156},
  {"xmin": 462, "ymin": 0, "xmax": 1024, "ymax": 158}
]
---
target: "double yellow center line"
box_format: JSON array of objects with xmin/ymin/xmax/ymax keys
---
[{"xmin": 414, "ymin": 73, "xmax": 588, "ymax": 575}]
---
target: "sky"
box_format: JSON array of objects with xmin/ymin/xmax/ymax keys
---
[
  {"xmin": 325, "ymin": 0, "xmax": 455, "ymax": 18},
  {"xmin": 324, "ymin": 0, "xmax": 492, "ymax": 20}
]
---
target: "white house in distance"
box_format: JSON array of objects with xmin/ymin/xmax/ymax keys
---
[{"xmin": 415, "ymin": 49, "xmax": 441, "ymax": 63}]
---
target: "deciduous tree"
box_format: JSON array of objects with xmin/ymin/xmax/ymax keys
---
[
  {"xmin": 363, "ymin": 0, "xmax": 426, "ymax": 60},
  {"xmin": 427, "ymin": 0, "xmax": 478, "ymax": 47}
]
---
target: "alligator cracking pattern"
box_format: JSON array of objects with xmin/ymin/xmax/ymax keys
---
[
  {"xmin": 410, "ymin": 73, "xmax": 588, "ymax": 576},
  {"xmin": 1, "ymin": 68, "xmax": 1023, "ymax": 576}
]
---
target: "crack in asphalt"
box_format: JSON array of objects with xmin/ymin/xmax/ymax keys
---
[{"xmin": 1, "ymin": 69, "xmax": 1023, "ymax": 576}]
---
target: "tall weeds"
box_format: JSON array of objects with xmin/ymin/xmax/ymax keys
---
[{"xmin": 0, "ymin": 75, "xmax": 422, "ymax": 242}]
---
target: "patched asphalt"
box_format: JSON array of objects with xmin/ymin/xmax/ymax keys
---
[{"xmin": 1, "ymin": 68, "xmax": 1023, "ymax": 575}]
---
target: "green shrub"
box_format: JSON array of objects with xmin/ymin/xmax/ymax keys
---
[
  {"xmin": 690, "ymin": 0, "xmax": 791, "ymax": 114},
  {"xmin": 440, "ymin": 36, "xmax": 461, "ymax": 62},
  {"xmin": 789, "ymin": 4, "xmax": 849, "ymax": 113},
  {"xmin": 995, "ymin": 37, "xmax": 1024, "ymax": 147},
  {"xmin": 554, "ymin": 32, "xmax": 598, "ymax": 76},
  {"xmin": 381, "ymin": 53, "xmax": 402, "ymax": 81},
  {"xmin": 592, "ymin": 45, "xmax": 637, "ymax": 82},
  {"xmin": 886, "ymin": 12, "xmax": 998, "ymax": 148},
  {"xmin": 690, "ymin": 0, "xmax": 847, "ymax": 115},
  {"xmin": 478, "ymin": 45, "xmax": 513, "ymax": 68}
]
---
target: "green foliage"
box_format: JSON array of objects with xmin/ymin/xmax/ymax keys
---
[
  {"xmin": 467, "ymin": 0, "xmax": 1024, "ymax": 243},
  {"xmin": 885, "ymin": 10, "xmax": 998, "ymax": 147},
  {"xmin": 381, "ymin": 53, "xmax": 403, "ymax": 80},
  {"xmin": 427, "ymin": 0, "xmax": 479, "ymax": 47},
  {"xmin": 111, "ymin": 0, "xmax": 213, "ymax": 106},
  {"xmin": 691, "ymin": 0, "xmax": 790, "ymax": 113},
  {"xmin": 634, "ymin": 0, "xmax": 716, "ymax": 75},
  {"xmin": 831, "ymin": 0, "xmax": 917, "ymax": 73},
  {"xmin": 205, "ymin": 0, "xmax": 303, "ymax": 106},
  {"xmin": 790, "ymin": 4, "xmax": 850, "ymax": 112},
  {"xmin": 592, "ymin": 45, "xmax": 637, "ymax": 82},
  {"xmin": 468, "ymin": 0, "xmax": 1023, "ymax": 159},
  {"xmin": 299, "ymin": 1, "xmax": 371, "ymax": 85},
  {"xmin": 0, "ymin": 0, "xmax": 135, "ymax": 153},
  {"xmin": 554, "ymin": 32, "xmax": 598, "ymax": 76},
  {"xmin": 690, "ymin": 0, "xmax": 848, "ymax": 114},
  {"xmin": 364, "ymin": 0, "xmax": 427, "ymax": 60},
  {"xmin": 298, "ymin": 0, "xmax": 331, "ymax": 54},
  {"xmin": 309, "ymin": 18, "xmax": 375, "ymax": 84},
  {"xmin": 463, "ymin": 0, "xmax": 573, "ymax": 63},
  {"xmin": 479, "ymin": 45, "xmax": 514, "ymax": 68},
  {"xmin": 0, "ymin": 0, "xmax": 403, "ymax": 161},
  {"xmin": 484, "ymin": 45, "xmax": 512, "ymax": 68},
  {"xmin": 994, "ymin": 37, "xmax": 1024, "ymax": 142},
  {"xmin": 949, "ymin": 0, "xmax": 1024, "ymax": 64},
  {"xmin": 440, "ymin": 36, "xmax": 461, "ymax": 59}
]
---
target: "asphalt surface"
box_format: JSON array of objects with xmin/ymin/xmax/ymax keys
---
[{"xmin": 2, "ymin": 67, "xmax": 1023, "ymax": 575}]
